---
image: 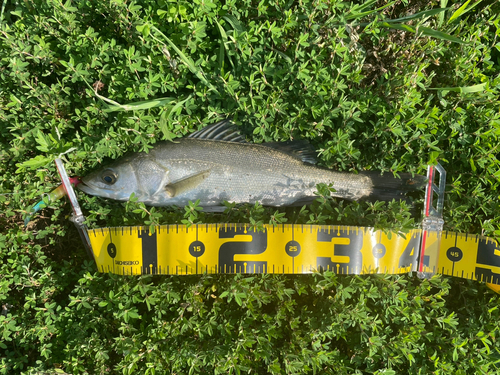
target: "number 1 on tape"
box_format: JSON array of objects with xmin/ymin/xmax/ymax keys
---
[
  {"xmin": 54, "ymin": 159, "xmax": 500, "ymax": 290},
  {"xmin": 87, "ymin": 224, "xmax": 422, "ymax": 276}
]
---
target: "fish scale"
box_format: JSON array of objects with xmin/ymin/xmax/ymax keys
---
[
  {"xmin": 153, "ymin": 143, "xmax": 313, "ymax": 207},
  {"xmin": 78, "ymin": 120, "xmax": 425, "ymax": 210}
]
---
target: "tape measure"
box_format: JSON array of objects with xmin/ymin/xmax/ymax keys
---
[
  {"xmin": 86, "ymin": 224, "xmax": 500, "ymax": 286},
  {"xmin": 51, "ymin": 159, "xmax": 500, "ymax": 289}
]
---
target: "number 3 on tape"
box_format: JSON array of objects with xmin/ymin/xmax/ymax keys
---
[
  {"xmin": 88, "ymin": 225, "xmax": 419, "ymax": 276},
  {"xmin": 87, "ymin": 224, "xmax": 500, "ymax": 289},
  {"xmin": 53, "ymin": 157, "xmax": 500, "ymax": 290}
]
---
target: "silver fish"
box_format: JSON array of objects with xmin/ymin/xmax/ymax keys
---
[{"xmin": 78, "ymin": 120, "xmax": 424, "ymax": 211}]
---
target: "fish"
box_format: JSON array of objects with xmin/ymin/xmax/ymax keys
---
[{"xmin": 78, "ymin": 120, "xmax": 425, "ymax": 211}]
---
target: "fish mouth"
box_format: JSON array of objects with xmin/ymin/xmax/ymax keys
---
[
  {"xmin": 76, "ymin": 181, "xmax": 98, "ymax": 195},
  {"xmin": 77, "ymin": 180, "xmax": 115, "ymax": 198},
  {"xmin": 77, "ymin": 179, "xmax": 132, "ymax": 202}
]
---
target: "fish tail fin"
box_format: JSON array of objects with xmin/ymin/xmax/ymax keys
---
[{"xmin": 363, "ymin": 172, "xmax": 427, "ymax": 201}]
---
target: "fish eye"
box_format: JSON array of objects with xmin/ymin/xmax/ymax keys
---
[{"xmin": 101, "ymin": 169, "xmax": 118, "ymax": 185}]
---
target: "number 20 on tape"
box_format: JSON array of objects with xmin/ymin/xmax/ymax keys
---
[
  {"xmin": 88, "ymin": 224, "xmax": 417, "ymax": 275},
  {"xmin": 87, "ymin": 224, "xmax": 500, "ymax": 286}
]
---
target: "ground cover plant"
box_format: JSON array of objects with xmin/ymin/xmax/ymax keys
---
[{"xmin": 1, "ymin": 0, "xmax": 500, "ymax": 373}]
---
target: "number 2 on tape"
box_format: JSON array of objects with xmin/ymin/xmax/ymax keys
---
[{"xmin": 88, "ymin": 224, "xmax": 500, "ymax": 288}]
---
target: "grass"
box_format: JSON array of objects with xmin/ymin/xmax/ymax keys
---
[{"xmin": 1, "ymin": 0, "xmax": 500, "ymax": 373}]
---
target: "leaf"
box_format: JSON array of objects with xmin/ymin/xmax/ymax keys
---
[
  {"xmin": 428, "ymin": 83, "xmax": 487, "ymax": 93},
  {"xmin": 16, "ymin": 155, "xmax": 53, "ymax": 173},
  {"xmin": 136, "ymin": 23, "xmax": 150, "ymax": 38},
  {"xmin": 272, "ymin": 48, "xmax": 292, "ymax": 64},
  {"xmin": 460, "ymin": 83, "xmax": 487, "ymax": 93},
  {"xmin": 418, "ymin": 26, "xmax": 467, "ymax": 44},
  {"xmin": 215, "ymin": 19, "xmax": 234, "ymax": 69},
  {"xmin": 346, "ymin": 1, "xmax": 397, "ymax": 20},
  {"xmin": 449, "ymin": 0, "xmax": 472, "ymax": 23},
  {"xmin": 150, "ymin": 25, "xmax": 220, "ymax": 95},
  {"xmin": 159, "ymin": 95, "xmax": 191, "ymax": 142},
  {"xmin": 438, "ymin": 0, "xmax": 448, "ymax": 26},
  {"xmin": 350, "ymin": 0, "xmax": 379, "ymax": 14},
  {"xmin": 379, "ymin": 22, "xmax": 416, "ymax": 33},
  {"xmin": 382, "ymin": 7, "xmax": 451, "ymax": 23},
  {"xmin": 127, "ymin": 310, "xmax": 140, "ymax": 320},
  {"xmin": 35, "ymin": 130, "xmax": 50, "ymax": 152},
  {"xmin": 215, "ymin": 19, "xmax": 227, "ymax": 41},
  {"xmin": 449, "ymin": 0, "xmax": 483, "ymax": 23},
  {"xmin": 222, "ymin": 15, "xmax": 245, "ymax": 33}
]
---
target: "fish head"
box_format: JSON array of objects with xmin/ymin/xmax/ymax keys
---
[
  {"xmin": 78, "ymin": 161, "xmax": 140, "ymax": 201},
  {"xmin": 78, "ymin": 154, "xmax": 171, "ymax": 203}
]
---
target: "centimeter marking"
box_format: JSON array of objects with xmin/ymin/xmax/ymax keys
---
[{"xmin": 87, "ymin": 224, "xmax": 500, "ymax": 285}]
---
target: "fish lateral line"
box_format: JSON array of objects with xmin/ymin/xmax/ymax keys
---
[{"xmin": 77, "ymin": 120, "xmax": 426, "ymax": 207}]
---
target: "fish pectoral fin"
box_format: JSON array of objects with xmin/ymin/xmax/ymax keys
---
[{"xmin": 165, "ymin": 170, "xmax": 211, "ymax": 197}]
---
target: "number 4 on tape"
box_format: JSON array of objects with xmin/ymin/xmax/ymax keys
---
[
  {"xmin": 86, "ymin": 224, "xmax": 500, "ymax": 290},
  {"xmin": 55, "ymin": 158, "xmax": 500, "ymax": 291}
]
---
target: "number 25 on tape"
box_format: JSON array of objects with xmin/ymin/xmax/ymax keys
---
[{"xmin": 88, "ymin": 224, "xmax": 423, "ymax": 277}]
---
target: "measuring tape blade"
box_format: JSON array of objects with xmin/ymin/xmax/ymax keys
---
[
  {"xmin": 438, "ymin": 232, "xmax": 500, "ymax": 284},
  {"xmin": 87, "ymin": 224, "xmax": 415, "ymax": 276},
  {"xmin": 87, "ymin": 224, "xmax": 500, "ymax": 285}
]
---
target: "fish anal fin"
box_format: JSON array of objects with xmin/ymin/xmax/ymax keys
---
[{"xmin": 165, "ymin": 170, "xmax": 211, "ymax": 197}]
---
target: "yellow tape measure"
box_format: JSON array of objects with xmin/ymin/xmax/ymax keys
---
[
  {"xmin": 87, "ymin": 224, "xmax": 500, "ymax": 286},
  {"xmin": 53, "ymin": 159, "xmax": 500, "ymax": 289}
]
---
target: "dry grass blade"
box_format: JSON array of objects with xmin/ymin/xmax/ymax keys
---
[
  {"xmin": 428, "ymin": 83, "xmax": 488, "ymax": 93},
  {"xmin": 102, "ymin": 97, "xmax": 176, "ymax": 113}
]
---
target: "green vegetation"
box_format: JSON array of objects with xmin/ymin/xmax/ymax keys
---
[{"xmin": 1, "ymin": 0, "xmax": 500, "ymax": 373}]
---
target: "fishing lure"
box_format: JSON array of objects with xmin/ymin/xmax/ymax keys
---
[{"xmin": 24, "ymin": 177, "xmax": 81, "ymax": 226}]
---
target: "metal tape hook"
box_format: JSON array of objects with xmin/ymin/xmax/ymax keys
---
[
  {"xmin": 55, "ymin": 158, "xmax": 94, "ymax": 261},
  {"xmin": 417, "ymin": 163, "xmax": 446, "ymax": 279}
]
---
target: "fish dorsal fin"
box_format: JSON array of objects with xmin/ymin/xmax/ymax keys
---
[
  {"xmin": 188, "ymin": 119, "xmax": 246, "ymax": 143},
  {"xmin": 189, "ymin": 120, "xmax": 316, "ymax": 163},
  {"xmin": 262, "ymin": 140, "xmax": 317, "ymax": 164},
  {"xmin": 165, "ymin": 170, "xmax": 211, "ymax": 197}
]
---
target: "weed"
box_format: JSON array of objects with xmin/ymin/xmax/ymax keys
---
[{"xmin": 1, "ymin": 0, "xmax": 500, "ymax": 373}]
